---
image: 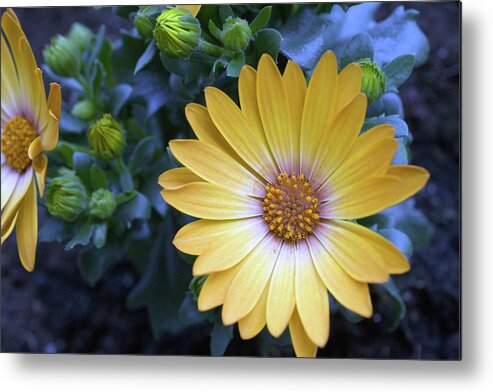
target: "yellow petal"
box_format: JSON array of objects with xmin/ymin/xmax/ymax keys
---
[
  {"xmin": 1, "ymin": 165, "xmax": 20, "ymax": 210},
  {"xmin": 158, "ymin": 167, "xmax": 203, "ymax": 190},
  {"xmin": 169, "ymin": 140, "xmax": 265, "ymax": 197},
  {"xmin": 173, "ymin": 218, "xmax": 260, "ymax": 256},
  {"xmin": 238, "ymin": 281, "xmax": 269, "ymax": 340},
  {"xmin": 335, "ymin": 62, "xmax": 362, "ymax": 113},
  {"xmin": 1, "ymin": 168, "xmax": 32, "ymax": 237},
  {"xmin": 295, "ymin": 240, "xmax": 330, "ymax": 347},
  {"xmin": 309, "ymin": 93, "xmax": 367, "ymax": 189},
  {"xmin": 315, "ymin": 221, "xmax": 389, "ymax": 283},
  {"xmin": 289, "ymin": 308, "xmax": 318, "ymax": 358},
  {"xmin": 257, "ymin": 54, "xmax": 294, "ymax": 173},
  {"xmin": 282, "ymin": 60, "xmax": 306, "ymax": 172},
  {"xmin": 222, "ymin": 234, "xmax": 281, "ymax": 325},
  {"xmin": 47, "ymin": 82, "xmax": 61, "ymax": 119},
  {"xmin": 266, "ymin": 241, "xmax": 296, "ymax": 337},
  {"xmin": 28, "ymin": 136, "xmax": 43, "ymax": 160},
  {"xmin": 307, "ymin": 235, "xmax": 372, "ymax": 318},
  {"xmin": 177, "ymin": 5, "xmax": 201, "ymax": 17},
  {"xmin": 300, "ymin": 51, "xmax": 337, "ymax": 175},
  {"xmin": 162, "ymin": 182, "xmax": 262, "ymax": 220},
  {"xmin": 15, "ymin": 178, "xmax": 37, "ymax": 272},
  {"xmin": 193, "ymin": 217, "xmax": 269, "ymax": 275},
  {"xmin": 386, "ymin": 165, "xmax": 431, "ymax": 196},
  {"xmin": 205, "ymin": 86, "xmax": 278, "ymax": 182},
  {"xmin": 1, "ymin": 211, "xmax": 18, "ymax": 244},
  {"xmin": 1, "ymin": 31, "xmax": 21, "ymax": 111},
  {"xmin": 33, "ymin": 154, "xmax": 48, "ymax": 197},
  {"xmin": 198, "ymin": 261, "xmax": 244, "ymax": 311}
]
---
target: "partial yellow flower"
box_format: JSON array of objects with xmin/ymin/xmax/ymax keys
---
[
  {"xmin": 159, "ymin": 51, "xmax": 429, "ymax": 357},
  {"xmin": 177, "ymin": 4, "xmax": 201, "ymax": 17},
  {"xmin": 1, "ymin": 9, "xmax": 61, "ymax": 272}
]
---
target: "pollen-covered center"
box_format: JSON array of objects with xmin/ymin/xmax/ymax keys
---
[
  {"xmin": 263, "ymin": 172, "xmax": 320, "ymax": 241},
  {"xmin": 1, "ymin": 115, "xmax": 38, "ymax": 172}
]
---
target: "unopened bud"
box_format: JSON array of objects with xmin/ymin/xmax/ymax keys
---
[
  {"xmin": 43, "ymin": 35, "xmax": 79, "ymax": 77},
  {"xmin": 357, "ymin": 58, "xmax": 386, "ymax": 104},
  {"xmin": 89, "ymin": 189, "xmax": 117, "ymax": 220},
  {"xmin": 220, "ymin": 17, "xmax": 251, "ymax": 52},
  {"xmin": 87, "ymin": 114, "xmax": 125, "ymax": 161}
]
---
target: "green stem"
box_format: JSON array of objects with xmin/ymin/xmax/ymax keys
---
[{"xmin": 198, "ymin": 39, "xmax": 234, "ymax": 58}]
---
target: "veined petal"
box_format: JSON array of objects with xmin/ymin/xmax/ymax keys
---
[
  {"xmin": 238, "ymin": 281, "xmax": 269, "ymax": 340},
  {"xmin": 28, "ymin": 136, "xmax": 43, "ymax": 160},
  {"xmin": 169, "ymin": 140, "xmax": 265, "ymax": 197},
  {"xmin": 162, "ymin": 182, "xmax": 263, "ymax": 220},
  {"xmin": 266, "ymin": 240, "xmax": 296, "ymax": 337},
  {"xmin": 289, "ymin": 308, "xmax": 318, "ymax": 358},
  {"xmin": 300, "ymin": 51, "xmax": 337, "ymax": 175},
  {"xmin": 386, "ymin": 165, "xmax": 431, "ymax": 196},
  {"xmin": 193, "ymin": 217, "xmax": 269, "ymax": 275},
  {"xmin": 1, "ymin": 168, "xmax": 32, "ymax": 237},
  {"xmin": 198, "ymin": 261, "xmax": 245, "ymax": 311},
  {"xmin": 335, "ymin": 63, "xmax": 362, "ymax": 113},
  {"xmin": 1, "ymin": 33, "xmax": 21, "ymax": 114},
  {"xmin": 206, "ymin": 86, "xmax": 278, "ymax": 182},
  {"xmin": 222, "ymin": 233, "xmax": 281, "ymax": 325},
  {"xmin": 307, "ymin": 235, "xmax": 372, "ymax": 318},
  {"xmin": 1, "ymin": 165, "xmax": 20, "ymax": 210},
  {"xmin": 158, "ymin": 167, "xmax": 203, "ymax": 190},
  {"xmin": 173, "ymin": 218, "xmax": 262, "ymax": 256},
  {"xmin": 309, "ymin": 93, "xmax": 367, "ymax": 189},
  {"xmin": 314, "ymin": 221, "xmax": 389, "ymax": 283},
  {"xmin": 257, "ymin": 54, "xmax": 294, "ymax": 173},
  {"xmin": 16, "ymin": 178, "xmax": 37, "ymax": 272},
  {"xmin": 283, "ymin": 60, "xmax": 306, "ymax": 172},
  {"xmin": 47, "ymin": 82, "xmax": 61, "ymax": 119},
  {"xmin": 33, "ymin": 154, "xmax": 47, "ymax": 197},
  {"xmin": 1, "ymin": 210, "xmax": 18, "ymax": 244},
  {"xmin": 295, "ymin": 240, "xmax": 329, "ymax": 347}
]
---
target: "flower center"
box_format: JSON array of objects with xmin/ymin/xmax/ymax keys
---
[
  {"xmin": 1, "ymin": 115, "xmax": 37, "ymax": 172},
  {"xmin": 263, "ymin": 172, "xmax": 320, "ymax": 241}
]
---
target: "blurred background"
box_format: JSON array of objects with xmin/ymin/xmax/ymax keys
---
[{"xmin": 1, "ymin": 2, "xmax": 460, "ymax": 358}]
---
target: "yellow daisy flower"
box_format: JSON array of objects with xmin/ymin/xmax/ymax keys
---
[
  {"xmin": 178, "ymin": 4, "xmax": 201, "ymax": 17},
  {"xmin": 1, "ymin": 9, "xmax": 61, "ymax": 272},
  {"xmin": 159, "ymin": 51, "xmax": 429, "ymax": 357}
]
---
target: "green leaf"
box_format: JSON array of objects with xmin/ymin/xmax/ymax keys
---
[
  {"xmin": 383, "ymin": 54, "xmax": 415, "ymax": 91},
  {"xmin": 160, "ymin": 51, "xmax": 215, "ymax": 84},
  {"xmin": 87, "ymin": 25, "xmax": 106, "ymax": 71},
  {"xmin": 128, "ymin": 136, "xmax": 156, "ymax": 173},
  {"xmin": 179, "ymin": 291, "xmax": 210, "ymax": 325},
  {"xmin": 89, "ymin": 59, "xmax": 105, "ymax": 94},
  {"xmin": 208, "ymin": 19, "xmax": 222, "ymax": 40},
  {"xmin": 134, "ymin": 41, "xmax": 157, "ymax": 75},
  {"xmin": 115, "ymin": 190, "xmax": 137, "ymax": 205},
  {"xmin": 166, "ymin": 146, "xmax": 182, "ymax": 168},
  {"xmin": 254, "ymin": 28, "xmax": 282, "ymax": 62},
  {"xmin": 226, "ymin": 52, "xmax": 245, "ymax": 77},
  {"xmin": 73, "ymin": 152, "xmax": 93, "ymax": 191},
  {"xmin": 38, "ymin": 219, "xmax": 72, "ymax": 243},
  {"xmin": 89, "ymin": 163, "xmax": 108, "ymax": 190},
  {"xmin": 362, "ymin": 115, "xmax": 409, "ymax": 139},
  {"xmin": 382, "ymin": 93, "xmax": 404, "ymax": 117},
  {"xmin": 60, "ymin": 111, "xmax": 87, "ymax": 134},
  {"xmin": 116, "ymin": 162, "xmax": 134, "ymax": 192},
  {"xmin": 391, "ymin": 139, "xmax": 409, "ymax": 165},
  {"xmin": 109, "ymin": 84, "xmax": 133, "ymax": 117},
  {"xmin": 378, "ymin": 228, "xmax": 413, "ymax": 258},
  {"xmin": 210, "ymin": 314, "xmax": 233, "ymax": 356},
  {"xmin": 92, "ymin": 222, "xmax": 107, "ymax": 249},
  {"xmin": 250, "ymin": 6, "xmax": 272, "ymax": 34},
  {"xmin": 77, "ymin": 245, "xmax": 114, "ymax": 287},
  {"xmin": 369, "ymin": 6, "xmax": 430, "ymax": 67},
  {"xmin": 341, "ymin": 32, "xmax": 374, "ymax": 68},
  {"xmin": 65, "ymin": 220, "xmax": 95, "ymax": 251},
  {"xmin": 116, "ymin": 192, "xmax": 151, "ymax": 228},
  {"xmin": 377, "ymin": 279, "xmax": 406, "ymax": 332},
  {"xmin": 219, "ymin": 5, "xmax": 234, "ymax": 23}
]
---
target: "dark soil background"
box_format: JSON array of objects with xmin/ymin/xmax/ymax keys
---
[{"xmin": 1, "ymin": 2, "xmax": 460, "ymax": 358}]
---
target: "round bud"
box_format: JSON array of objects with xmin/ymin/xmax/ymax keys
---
[
  {"xmin": 67, "ymin": 23, "xmax": 93, "ymax": 52},
  {"xmin": 357, "ymin": 58, "xmax": 386, "ymax": 104},
  {"xmin": 220, "ymin": 17, "xmax": 252, "ymax": 52},
  {"xmin": 43, "ymin": 35, "xmax": 79, "ymax": 77},
  {"xmin": 45, "ymin": 168, "xmax": 88, "ymax": 222},
  {"xmin": 154, "ymin": 7, "xmax": 201, "ymax": 59},
  {"xmin": 87, "ymin": 114, "xmax": 125, "ymax": 161},
  {"xmin": 71, "ymin": 99, "xmax": 96, "ymax": 121},
  {"xmin": 89, "ymin": 189, "xmax": 117, "ymax": 220}
]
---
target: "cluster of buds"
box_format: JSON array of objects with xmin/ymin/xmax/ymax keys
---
[
  {"xmin": 87, "ymin": 114, "xmax": 125, "ymax": 161},
  {"xmin": 357, "ymin": 58, "xmax": 386, "ymax": 104}
]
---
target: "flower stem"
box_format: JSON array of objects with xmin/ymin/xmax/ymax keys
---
[{"xmin": 198, "ymin": 39, "xmax": 234, "ymax": 58}]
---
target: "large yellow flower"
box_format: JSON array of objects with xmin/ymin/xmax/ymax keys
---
[
  {"xmin": 159, "ymin": 51, "xmax": 429, "ymax": 357},
  {"xmin": 1, "ymin": 9, "xmax": 61, "ymax": 271}
]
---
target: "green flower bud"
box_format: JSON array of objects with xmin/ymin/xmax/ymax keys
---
[
  {"xmin": 88, "ymin": 114, "xmax": 125, "ymax": 161},
  {"xmin": 154, "ymin": 7, "xmax": 201, "ymax": 59},
  {"xmin": 45, "ymin": 168, "xmax": 88, "ymax": 222},
  {"xmin": 89, "ymin": 189, "xmax": 117, "ymax": 220},
  {"xmin": 43, "ymin": 35, "xmax": 79, "ymax": 77},
  {"xmin": 71, "ymin": 99, "xmax": 96, "ymax": 121},
  {"xmin": 134, "ymin": 6, "xmax": 162, "ymax": 38},
  {"xmin": 67, "ymin": 23, "xmax": 93, "ymax": 52},
  {"xmin": 357, "ymin": 58, "xmax": 386, "ymax": 104},
  {"xmin": 220, "ymin": 17, "xmax": 251, "ymax": 52}
]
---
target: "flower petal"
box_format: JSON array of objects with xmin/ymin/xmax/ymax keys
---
[
  {"xmin": 289, "ymin": 308, "xmax": 318, "ymax": 358},
  {"xmin": 193, "ymin": 217, "xmax": 269, "ymax": 275},
  {"xmin": 169, "ymin": 140, "xmax": 265, "ymax": 197},
  {"xmin": 314, "ymin": 221, "xmax": 389, "ymax": 283},
  {"xmin": 28, "ymin": 136, "xmax": 43, "ymax": 160},
  {"xmin": 257, "ymin": 54, "xmax": 294, "ymax": 173},
  {"xmin": 47, "ymin": 82, "xmax": 61, "ymax": 119},
  {"xmin": 158, "ymin": 167, "xmax": 203, "ymax": 190},
  {"xmin": 1, "ymin": 210, "xmax": 18, "ymax": 245},
  {"xmin": 238, "ymin": 281, "xmax": 269, "ymax": 340},
  {"xmin": 206, "ymin": 86, "xmax": 278, "ymax": 182},
  {"xmin": 386, "ymin": 165, "xmax": 431, "ymax": 196},
  {"xmin": 162, "ymin": 182, "xmax": 263, "ymax": 220},
  {"xmin": 33, "ymin": 154, "xmax": 48, "ymax": 197},
  {"xmin": 300, "ymin": 51, "xmax": 337, "ymax": 175},
  {"xmin": 177, "ymin": 5, "xmax": 201, "ymax": 17},
  {"xmin": 15, "ymin": 178, "xmax": 37, "ymax": 272},
  {"xmin": 266, "ymin": 240, "xmax": 296, "ymax": 337},
  {"xmin": 222, "ymin": 233, "xmax": 281, "ymax": 325},
  {"xmin": 335, "ymin": 62, "xmax": 362, "ymax": 113},
  {"xmin": 306, "ymin": 235, "xmax": 372, "ymax": 318},
  {"xmin": 1, "ymin": 168, "xmax": 32, "ymax": 237},
  {"xmin": 1, "ymin": 165, "xmax": 20, "ymax": 210},
  {"xmin": 295, "ymin": 240, "xmax": 329, "ymax": 347}
]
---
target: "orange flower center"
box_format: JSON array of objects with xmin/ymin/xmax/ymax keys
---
[
  {"xmin": 1, "ymin": 115, "xmax": 37, "ymax": 172},
  {"xmin": 262, "ymin": 172, "xmax": 320, "ymax": 241}
]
